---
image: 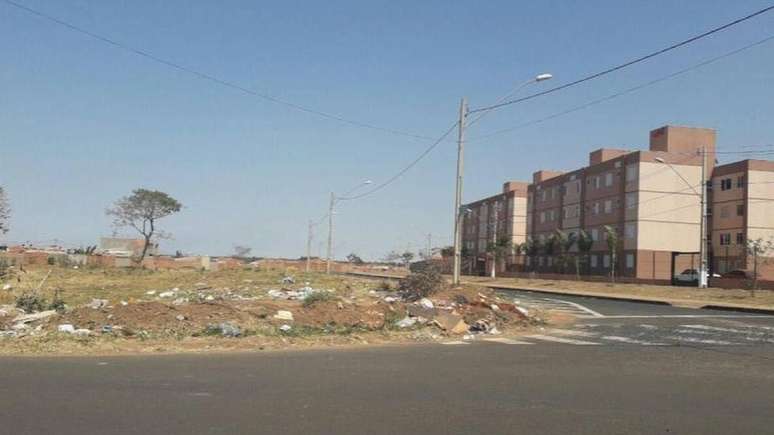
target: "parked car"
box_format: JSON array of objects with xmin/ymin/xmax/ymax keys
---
[
  {"xmin": 674, "ymin": 269, "xmax": 720, "ymax": 285},
  {"xmin": 721, "ymin": 269, "xmax": 752, "ymax": 279}
]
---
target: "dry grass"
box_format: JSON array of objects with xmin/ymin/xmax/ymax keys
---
[
  {"xmin": 464, "ymin": 276, "xmax": 774, "ymax": 309},
  {"xmin": 0, "ymin": 266, "xmax": 374, "ymax": 307}
]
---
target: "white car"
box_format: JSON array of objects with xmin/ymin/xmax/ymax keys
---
[{"xmin": 675, "ymin": 269, "xmax": 719, "ymax": 285}]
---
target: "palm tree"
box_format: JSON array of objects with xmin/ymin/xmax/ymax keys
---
[
  {"xmin": 554, "ymin": 229, "xmax": 577, "ymax": 275},
  {"xmin": 543, "ymin": 234, "xmax": 558, "ymax": 272},
  {"xmin": 576, "ymin": 230, "xmax": 594, "ymax": 279},
  {"xmin": 524, "ymin": 237, "xmax": 542, "ymax": 272},
  {"xmin": 486, "ymin": 235, "xmax": 512, "ymax": 278}
]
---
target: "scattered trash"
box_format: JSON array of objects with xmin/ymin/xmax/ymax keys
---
[
  {"xmin": 281, "ymin": 276, "xmax": 295, "ymax": 285},
  {"xmin": 73, "ymin": 329, "xmax": 91, "ymax": 337},
  {"xmin": 433, "ymin": 313, "xmax": 469, "ymax": 335},
  {"xmin": 145, "ymin": 290, "xmax": 156, "ymax": 296},
  {"xmin": 158, "ymin": 291, "xmax": 176, "ymax": 298},
  {"xmin": 120, "ymin": 300, "xmax": 129, "ymax": 306},
  {"xmin": 279, "ymin": 324, "xmax": 292, "ymax": 332},
  {"xmin": 87, "ymin": 299, "xmax": 109, "ymax": 309},
  {"xmin": 57, "ymin": 324, "xmax": 76, "ymax": 333},
  {"xmin": 396, "ymin": 317, "xmax": 417, "ymax": 328},
  {"xmin": 175, "ymin": 315, "xmax": 186, "ymax": 321},
  {"xmin": 172, "ymin": 297, "xmax": 188, "ymax": 306},
  {"xmin": 2, "ymin": 284, "xmax": 12, "ymax": 291},
  {"xmin": 419, "ymin": 298, "xmax": 434, "ymax": 309},
  {"xmin": 384, "ymin": 296, "xmax": 399, "ymax": 303},
  {"xmin": 101, "ymin": 325, "xmax": 113, "ymax": 334},
  {"xmin": 205, "ymin": 295, "xmax": 215, "ymax": 301},
  {"xmin": 13, "ymin": 310, "xmax": 56, "ymax": 324},
  {"xmin": 214, "ymin": 322, "xmax": 241, "ymax": 337},
  {"xmin": 273, "ymin": 310, "xmax": 294, "ymax": 321},
  {"xmin": 469, "ymin": 319, "xmax": 494, "ymax": 334}
]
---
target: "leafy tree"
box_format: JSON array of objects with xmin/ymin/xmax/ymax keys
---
[
  {"xmin": 440, "ymin": 246, "xmax": 455, "ymax": 258},
  {"xmin": 543, "ymin": 234, "xmax": 558, "ymax": 271},
  {"xmin": 234, "ymin": 245, "xmax": 252, "ymax": 258},
  {"xmin": 400, "ymin": 251, "xmax": 415, "ymax": 269},
  {"xmin": 604, "ymin": 225, "xmax": 619, "ymax": 282},
  {"xmin": 486, "ymin": 235, "xmax": 512, "ymax": 278},
  {"xmin": 106, "ymin": 189, "xmax": 182, "ymax": 263},
  {"xmin": 554, "ymin": 230, "xmax": 577, "ymax": 275},
  {"xmin": 745, "ymin": 237, "xmax": 773, "ymax": 296},
  {"xmin": 174, "ymin": 250, "xmax": 184, "ymax": 258},
  {"xmin": 0, "ymin": 186, "xmax": 9, "ymax": 234},
  {"xmin": 524, "ymin": 238, "xmax": 542, "ymax": 272},
  {"xmin": 576, "ymin": 230, "xmax": 594, "ymax": 278},
  {"xmin": 346, "ymin": 252, "xmax": 365, "ymax": 264}
]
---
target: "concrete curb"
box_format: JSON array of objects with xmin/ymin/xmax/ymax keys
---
[{"xmin": 344, "ymin": 271, "xmax": 774, "ymax": 315}]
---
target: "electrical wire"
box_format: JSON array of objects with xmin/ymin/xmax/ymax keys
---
[
  {"xmin": 337, "ymin": 121, "xmax": 460, "ymax": 201},
  {"xmin": 1, "ymin": 0, "xmax": 436, "ymax": 142},
  {"xmin": 468, "ymin": 4, "xmax": 774, "ymax": 115},
  {"xmin": 470, "ymin": 33, "xmax": 774, "ymax": 142}
]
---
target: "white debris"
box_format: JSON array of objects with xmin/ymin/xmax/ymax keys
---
[
  {"xmin": 57, "ymin": 324, "xmax": 76, "ymax": 333},
  {"xmin": 120, "ymin": 300, "xmax": 128, "ymax": 306},
  {"xmin": 175, "ymin": 315, "xmax": 185, "ymax": 321},
  {"xmin": 146, "ymin": 290, "xmax": 156, "ymax": 295},
  {"xmin": 419, "ymin": 298, "xmax": 434, "ymax": 309},
  {"xmin": 158, "ymin": 291, "xmax": 176, "ymax": 298},
  {"xmin": 396, "ymin": 317, "xmax": 417, "ymax": 328},
  {"xmin": 279, "ymin": 324, "xmax": 292, "ymax": 332},
  {"xmin": 2, "ymin": 284, "xmax": 12, "ymax": 291},
  {"xmin": 204, "ymin": 295, "xmax": 215, "ymax": 301},
  {"xmin": 384, "ymin": 296, "xmax": 399, "ymax": 303},
  {"xmin": 87, "ymin": 299, "xmax": 109, "ymax": 309},
  {"xmin": 515, "ymin": 306, "xmax": 529, "ymax": 316},
  {"xmin": 73, "ymin": 329, "xmax": 91, "ymax": 336},
  {"xmin": 172, "ymin": 297, "xmax": 188, "ymax": 306},
  {"xmin": 13, "ymin": 310, "xmax": 56, "ymax": 324},
  {"xmin": 490, "ymin": 304, "xmax": 500, "ymax": 311},
  {"xmin": 273, "ymin": 310, "xmax": 294, "ymax": 321}
]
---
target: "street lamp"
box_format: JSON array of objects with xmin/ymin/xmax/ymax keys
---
[
  {"xmin": 452, "ymin": 73, "xmax": 554, "ymax": 285},
  {"xmin": 326, "ymin": 180, "xmax": 372, "ymax": 274},
  {"xmin": 654, "ymin": 151, "xmax": 708, "ymax": 288}
]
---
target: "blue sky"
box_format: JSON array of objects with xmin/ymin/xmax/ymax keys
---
[{"xmin": 1, "ymin": 0, "xmax": 773, "ymax": 259}]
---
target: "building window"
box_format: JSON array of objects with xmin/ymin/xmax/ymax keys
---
[
  {"xmin": 590, "ymin": 255, "xmax": 598, "ymax": 268},
  {"xmin": 603, "ymin": 254, "xmax": 611, "ymax": 268},
  {"xmin": 720, "ymin": 178, "xmax": 732, "ymax": 191},
  {"xmin": 625, "ymin": 253, "xmax": 634, "ymax": 269},
  {"xmin": 591, "ymin": 228, "xmax": 599, "ymax": 241},
  {"xmin": 605, "ymin": 173, "xmax": 613, "ymax": 187},
  {"xmin": 538, "ymin": 256, "xmax": 544, "ymax": 266},
  {"xmin": 625, "ymin": 193, "xmax": 637, "ymax": 209},
  {"xmin": 736, "ymin": 176, "xmax": 745, "ymax": 188},
  {"xmin": 540, "ymin": 212, "xmax": 546, "ymax": 223},
  {"xmin": 592, "ymin": 176, "xmax": 600, "ymax": 189},
  {"xmin": 720, "ymin": 233, "xmax": 731, "ymax": 245},
  {"xmin": 736, "ymin": 204, "xmax": 744, "ymax": 216},
  {"xmin": 720, "ymin": 206, "xmax": 729, "ymax": 218},
  {"xmin": 625, "ymin": 165, "xmax": 637, "ymax": 182},
  {"xmin": 604, "ymin": 200, "xmax": 612, "ymax": 214},
  {"xmin": 736, "ymin": 232, "xmax": 745, "ymax": 244},
  {"xmin": 592, "ymin": 202, "xmax": 600, "ymax": 215},
  {"xmin": 625, "ymin": 223, "xmax": 636, "ymax": 240}
]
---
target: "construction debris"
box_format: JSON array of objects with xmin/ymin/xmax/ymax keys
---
[
  {"xmin": 87, "ymin": 299, "xmax": 108, "ymax": 309},
  {"xmin": 273, "ymin": 310, "xmax": 294, "ymax": 321}
]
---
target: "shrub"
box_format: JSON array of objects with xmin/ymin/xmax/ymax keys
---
[
  {"xmin": 398, "ymin": 266, "xmax": 445, "ymax": 301},
  {"xmin": 302, "ymin": 291, "xmax": 335, "ymax": 308},
  {"xmin": 49, "ymin": 288, "xmax": 66, "ymax": 313},
  {"xmin": 16, "ymin": 292, "xmax": 48, "ymax": 313}
]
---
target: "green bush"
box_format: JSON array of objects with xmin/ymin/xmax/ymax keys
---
[
  {"xmin": 16, "ymin": 292, "xmax": 48, "ymax": 313},
  {"xmin": 302, "ymin": 291, "xmax": 336, "ymax": 308},
  {"xmin": 398, "ymin": 266, "xmax": 445, "ymax": 301}
]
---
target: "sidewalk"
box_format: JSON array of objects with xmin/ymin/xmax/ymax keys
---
[{"xmin": 345, "ymin": 272, "xmax": 774, "ymax": 314}]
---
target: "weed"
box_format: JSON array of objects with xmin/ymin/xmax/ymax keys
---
[
  {"xmin": 398, "ymin": 266, "xmax": 445, "ymax": 301},
  {"xmin": 302, "ymin": 291, "xmax": 336, "ymax": 307},
  {"xmin": 15, "ymin": 292, "xmax": 48, "ymax": 313}
]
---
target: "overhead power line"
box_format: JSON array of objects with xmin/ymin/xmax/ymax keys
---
[
  {"xmin": 468, "ymin": 5, "xmax": 774, "ymax": 115},
  {"xmin": 337, "ymin": 121, "xmax": 460, "ymax": 201},
  {"xmin": 1, "ymin": 0, "xmax": 435, "ymax": 142},
  {"xmin": 470, "ymin": 33, "xmax": 774, "ymax": 142}
]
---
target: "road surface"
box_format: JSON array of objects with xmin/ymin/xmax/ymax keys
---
[{"xmin": 1, "ymin": 292, "xmax": 773, "ymax": 434}]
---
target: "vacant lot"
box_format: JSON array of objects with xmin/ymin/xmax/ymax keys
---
[{"xmin": 0, "ymin": 266, "xmax": 542, "ymax": 355}]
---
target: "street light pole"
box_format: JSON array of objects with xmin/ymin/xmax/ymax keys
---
[
  {"xmin": 306, "ymin": 219, "xmax": 313, "ymax": 273},
  {"xmin": 699, "ymin": 146, "xmax": 708, "ymax": 288},
  {"xmin": 452, "ymin": 97, "xmax": 467, "ymax": 286}
]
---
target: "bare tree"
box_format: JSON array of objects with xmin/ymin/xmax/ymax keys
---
[
  {"xmin": 106, "ymin": 189, "xmax": 182, "ymax": 263},
  {"xmin": 234, "ymin": 245, "xmax": 252, "ymax": 259},
  {"xmin": 0, "ymin": 187, "xmax": 9, "ymax": 234},
  {"xmin": 746, "ymin": 237, "xmax": 773, "ymax": 296}
]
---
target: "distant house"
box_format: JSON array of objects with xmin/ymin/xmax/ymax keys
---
[{"xmin": 99, "ymin": 237, "xmax": 158, "ymax": 257}]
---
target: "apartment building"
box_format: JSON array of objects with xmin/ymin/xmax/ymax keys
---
[
  {"xmin": 710, "ymin": 159, "xmax": 774, "ymax": 277},
  {"xmin": 461, "ymin": 181, "xmax": 528, "ymax": 275}
]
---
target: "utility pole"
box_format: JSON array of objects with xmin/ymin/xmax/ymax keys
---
[
  {"xmin": 699, "ymin": 146, "xmax": 708, "ymax": 288},
  {"xmin": 326, "ymin": 192, "xmax": 335, "ymax": 274},
  {"xmin": 452, "ymin": 97, "xmax": 467, "ymax": 286},
  {"xmin": 426, "ymin": 233, "xmax": 432, "ymax": 259},
  {"xmin": 306, "ymin": 219, "xmax": 313, "ymax": 273}
]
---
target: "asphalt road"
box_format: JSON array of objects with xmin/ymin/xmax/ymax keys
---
[{"xmin": 1, "ymin": 295, "xmax": 773, "ymax": 435}]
